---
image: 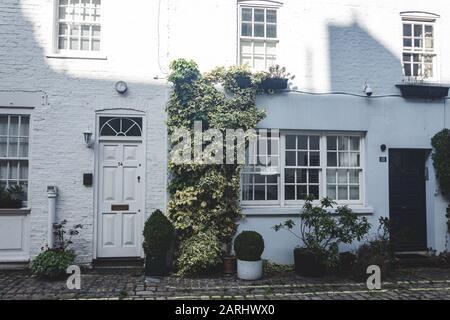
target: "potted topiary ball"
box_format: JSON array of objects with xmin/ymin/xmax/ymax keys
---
[
  {"xmin": 142, "ymin": 209, "xmax": 174, "ymax": 276},
  {"xmin": 234, "ymin": 231, "xmax": 265, "ymax": 280}
]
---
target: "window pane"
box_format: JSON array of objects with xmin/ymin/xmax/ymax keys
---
[
  {"xmin": 286, "ymin": 151, "xmax": 296, "ymax": 166},
  {"xmin": 425, "ymin": 25, "xmax": 433, "ymax": 37},
  {"xmin": 267, "ymin": 10, "xmax": 277, "ymax": 23},
  {"xmin": 241, "ymin": 23, "xmax": 252, "ymax": 37},
  {"xmin": 338, "ymin": 170, "xmax": 348, "ymax": 184},
  {"xmin": 267, "ymin": 185, "xmax": 278, "ymax": 200},
  {"xmin": 327, "ymin": 152, "xmax": 337, "ymax": 167},
  {"xmin": 414, "ymin": 24, "xmax": 423, "ymax": 37},
  {"xmin": 297, "ymin": 151, "xmax": 307, "ymax": 166},
  {"xmin": 59, "ymin": 37, "xmax": 68, "ymax": 49},
  {"xmin": 59, "ymin": 6, "xmax": 68, "ymax": 20},
  {"xmin": 81, "ymin": 25, "xmax": 90, "ymax": 37},
  {"xmin": 350, "ymin": 137, "xmax": 360, "ymax": 150},
  {"xmin": 350, "ymin": 186, "xmax": 360, "ymax": 200},
  {"xmin": 349, "ymin": 170, "xmax": 359, "ymax": 183},
  {"xmin": 70, "ymin": 38, "xmax": 79, "ymax": 50},
  {"xmin": 349, "ymin": 153, "xmax": 360, "ymax": 167},
  {"xmin": 92, "ymin": 39, "xmax": 100, "ymax": 51},
  {"xmin": 70, "ymin": 25, "xmax": 80, "ymax": 36},
  {"xmin": 19, "ymin": 162, "xmax": 28, "ymax": 180},
  {"xmin": 404, "ymin": 63, "xmax": 411, "ymax": 76},
  {"xmin": 309, "ymin": 152, "xmax": 320, "ymax": 166},
  {"xmin": 327, "ymin": 169, "xmax": 337, "ymax": 183},
  {"xmin": 403, "ymin": 24, "xmax": 412, "ymax": 37},
  {"xmin": 59, "ymin": 23, "xmax": 68, "ymax": 36},
  {"xmin": 9, "ymin": 116, "xmax": 19, "ymax": 136},
  {"xmin": 266, "ymin": 25, "xmax": 277, "ymax": 38},
  {"xmin": 18, "ymin": 138, "xmax": 28, "ymax": 158},
  {"xmin": 20, "ymin": 117, "xmax": 29, "ymax": 137},
  {"xmin": 297, "ymin": 169, "xmax": 307, "ymax": 183},
  {"xmin": 242, "ymin": 185, "xmax": 253, "ymax": 200},
  {"xmin": 254, "ymin": 9, "xmax": 265, "ymax": 22},
  {"xmin": 285, "ymin": 185, "xmax": 295, "ymax": 200},
  {"xmin": 338, "ymin": 186, "xmax": 348, "ymax": 200},
  {"xmin": 8, "ymin": 137, "xmax": 18, "ymax": 157},
  {"xmin": 0, "ymin": 117, "xmax": 8, "ymax": 135},
  {"xmin": 255, "ymin": 174, "xmax": 265, "ymax": 184},
  {"xmin": 403, "ymin": 38, "xmax": 412, "ymax": 47},
  {"xmin": 286, "ymin": 135, "xmax": 296, "ymax": 149},
  {"xmin": 297, "ymin": 185, "xmax": 307, "ymax": 200},
  {"xmin": 81, "ymin": 38, "xmax": 89, "ymax": 50},
  {"xmin": 242, "ymin": 8, "xmax": 252, "ymax": 22},
  {"xmin": 327, "ymin": 185, "xmax": 337, "ymax": 199},
  {"xmin": 0, "ymin": 161, "xmax": 6, "ymax": 179},
  {"xmin": 267, "ymin": 175, "xmax": 277, "ymax": 184},
  {"xmin": 254, "ymin": 24, "xmax": 265, "ymax": 37},
  {"xmin": 297, "ymin": 136, "xmax": 307, "ymax": 150},
  {"xmin": 0, "ymin": 137, "xmax": 6, "ymax": 157},
  {"xmin": 309, "ymin": 170, "xmax": 319, "ymax": 183},
  {"xmin": 310, "ymin": 136, "xmax": 320, "ymax": 150},
  {"xmin": 327, "ymin": 136, "xmax": 337, "ymax": 150},
  {"xmin": 285, "ymin": 169, "xmax": 295, "ymax": 183},
  {"xmin": 92, "ymin": 25, "xmax": 101, "ymax": 38},
  {"xmin": 339, "ymin": 152, "xmax": 349, "ymax": 167},
  {"xmin": 338, "ymin": 137, "xmax": 348, "ymax": 150},
  {"xmin": 254, "ymin": 185, "xmax": 265, "ymax": 200},
  {"xmin": 309, "ymin": 185, "xmax": 319, "ymax": 200}
]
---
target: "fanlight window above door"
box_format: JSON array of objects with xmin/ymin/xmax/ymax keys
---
[{"xmin": 99, "ymin": 117, "xmax": 143, "ymax": 137}]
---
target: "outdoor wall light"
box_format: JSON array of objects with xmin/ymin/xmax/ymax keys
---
[
  {"xmin": 363, "ymin": 83, "xmax": 373, "ymax": 97},
  {"xmin": 83, "ymin": 130, "xmax": 94, "ymax": 148}
]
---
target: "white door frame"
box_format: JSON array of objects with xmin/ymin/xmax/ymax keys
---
[{"xmin": 93, "ymin": 109, "xmax": 147, "ymax": 259}]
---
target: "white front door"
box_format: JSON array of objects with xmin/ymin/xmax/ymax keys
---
[{"xmin": 97, "ymin": 141, "xmax": 144, "ymax": 258}]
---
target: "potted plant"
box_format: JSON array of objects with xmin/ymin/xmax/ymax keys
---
[
  {"xmin": 0, "ymin": 185, "xmax": 24, "ymax": 209},
  {"xmin": 234, "ymin": 231, "xmax": 265, "ymax": 280},
  {"xmin": 273, "ymin": 197, "xmax": 371, "ymax": 277},
  {"xmin": 142, "ymin": 209, "xmax": 174, "ymax": 276},
  {"xmin": 259, "ymin": 65, "xmax": 295, "ymax": 92},
  {"xmin": 223, "ymin": 241, "xmax": 237, "ymax": 275},
  {"xmin": 30, "ymin": 220, "xmax": 83, "ymax": 280}
]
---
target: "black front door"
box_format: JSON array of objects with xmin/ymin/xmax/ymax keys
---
[{"xmin": 389, "ymin": 149, "xmax": 427, "ymax": 252}]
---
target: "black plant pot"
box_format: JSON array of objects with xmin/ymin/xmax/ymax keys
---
[
  {"xmin": 0, "ymin": 199, "xmax": 23, "ymax": 209},
  {"xmin": 235, "ymin": 75, "xmax": 252, "ymax": 89},
  {"xmin": 259, "ymin": 78, "xmax": 288, "ymax": 91},
  {"xmin": 293, "ymin": 248, "xmax": 327, "ymax": 277},
  {"xmin": 145, "ymin": 255, "xmax": 167, "ymax": 277}
]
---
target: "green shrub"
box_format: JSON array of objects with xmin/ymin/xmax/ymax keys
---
[
  {"xmin": 142, "ymin": 210, "xmax": 174, "ymax": 256},
  {"xmin": 273, "ymin": 197, "xmax": 371, "ymax": 268},
  {"xmin": 30, "ymin": 249, "xmax": 75, "ymax": 279},
  {"xmin": 168, "ymin": 59, "xmax": 200, "ymax": 86},
  {"xmin": 176, "ymin": 230, "xmax": 222, "ymax": 277},
  {"xmin": 234, "ymin": 231, "xmax": 265, "ymax": 261}
]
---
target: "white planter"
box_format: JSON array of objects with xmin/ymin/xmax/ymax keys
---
[{"xmin": 237, "ymin": 259, "xmax": 263, "ymax": 280}]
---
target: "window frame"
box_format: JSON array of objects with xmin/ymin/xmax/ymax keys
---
[
  {"xmin": 0, "ymin": 111, "xmax": 33, "ymax": 208},
  {"xmin": 238, "ymin": 2, "xmax": 281, "ymax": 70},
  {"xmin": 401, "ymin": 14, "xmax": 439, "ymax": 82},
  {"xmin": 241, "ymin": 131, "xmax": 366, "ymax": 208},
  {"xmin": 50, "ymin": 0, "xmax": 106, "ymax": 59}
]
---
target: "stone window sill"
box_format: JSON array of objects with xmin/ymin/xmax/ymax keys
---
[{"xmin": 46, "ymin": 53, "xmax": 107, "ymax": 60}]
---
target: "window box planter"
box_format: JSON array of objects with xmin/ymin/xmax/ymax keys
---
[
  {"xmin": 259, "ymin": 78, "xmax": 288, "ymax": 91},
  {"xmin": 293, "ymin": 248, "xmax": 327, "ymax": 278},
  {"xmin": 0, "ymin": 200, "xmax": 23, "ymax": 209},
  {"xmin": 235, "ymin": 75, "xmax": 253, "ymax": 89},
  {"xmin": 396, "ymin": 83, "xmax": 450, "ymax": 100}
]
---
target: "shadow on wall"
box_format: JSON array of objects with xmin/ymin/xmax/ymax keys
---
[
  {"xmin": 328, "ymin": 19, "xmax": 402, "ymax": 94},
  {"xmin": 0, "ymin": 1, "xmax": 168, "ymax": 263}
]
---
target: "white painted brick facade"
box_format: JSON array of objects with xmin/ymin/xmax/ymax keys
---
[{"xmin": 1, "ymin": 0, "xmax": 449, "ymax": 264}]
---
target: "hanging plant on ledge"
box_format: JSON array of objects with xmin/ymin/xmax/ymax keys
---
[
  {"xmin": 431, "ymin": 129, "xmax": 450, "ymax": 234},
  {"xmin": 165, "ymin": 60, "xmax": 277, "ymax": 276}
]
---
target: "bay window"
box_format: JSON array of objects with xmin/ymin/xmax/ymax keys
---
[{"xmin": 241, "ymin": 132, "xmax": 364, "ymax": 207}]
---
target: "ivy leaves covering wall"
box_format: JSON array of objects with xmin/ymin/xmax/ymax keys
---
[
  {"xmin": 431, "ymin": 129, "xmax": 450, "ymax": 234},
  {"xmin": 166, "ymin": 59, "xmax": 266, "ymax": 276}
]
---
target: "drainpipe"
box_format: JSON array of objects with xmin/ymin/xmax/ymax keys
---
[{"xmin": 47, "ymin": 186, "xmax": 58, "ymax": 248}]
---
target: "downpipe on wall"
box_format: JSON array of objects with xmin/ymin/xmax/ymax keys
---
[{"xmin": 47, "ymin": 186, "xmax": 58, "ymax": 248}]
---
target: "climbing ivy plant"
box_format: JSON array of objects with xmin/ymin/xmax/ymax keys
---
[
  {"xmin": 166, "ymin": 60, "xmax": 267, "ymax": 276},
  {"xmin": 431, "ymin": 129, "xmax": 450, "ymax": 234}
]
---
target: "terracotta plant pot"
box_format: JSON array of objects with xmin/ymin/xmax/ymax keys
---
[{"xmin": 223, "ymin": 256, "xmax": 237, "ymax": 275}]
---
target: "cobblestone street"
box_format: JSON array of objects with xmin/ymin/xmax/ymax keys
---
[{"xmin": 1, "ymin": 267, "xmax": 450, "ymax": 300}]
